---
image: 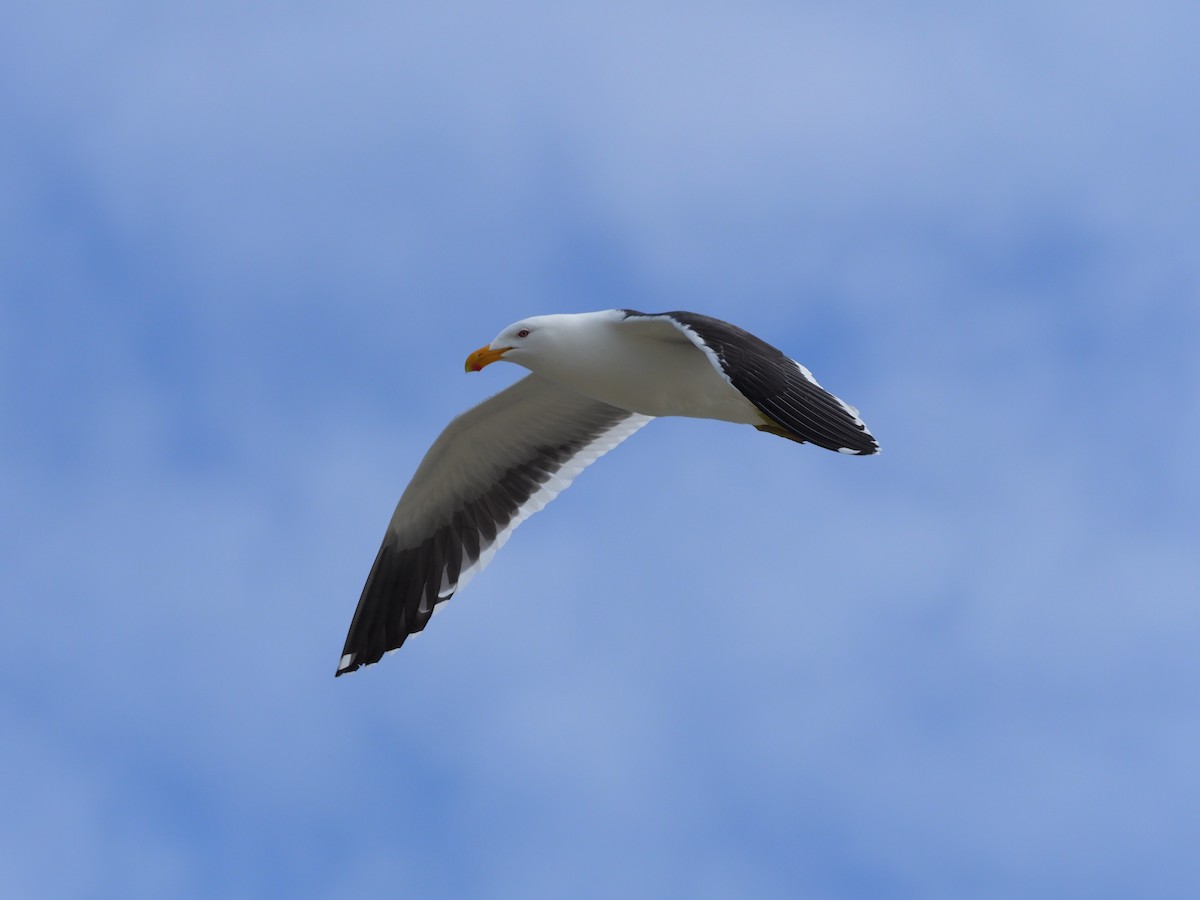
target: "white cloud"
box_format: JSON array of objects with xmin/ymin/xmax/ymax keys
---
[{"xmin": 2, "ymin": 1, "xmax": 1199, "ymax": 897}]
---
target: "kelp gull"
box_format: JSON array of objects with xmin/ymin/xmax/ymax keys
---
[{"xmin": 336, "ymin": 309, "xmax": 878, "ymax": 676}]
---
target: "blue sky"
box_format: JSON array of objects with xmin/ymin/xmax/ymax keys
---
[{"xmin": 3, "ymin": 2, "xmax": 1198, "ymax": 897}]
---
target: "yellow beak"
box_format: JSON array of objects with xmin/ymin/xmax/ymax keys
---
[{"xmin": 464, "ymin": 344, "xmax": 512, "ymax": 372}]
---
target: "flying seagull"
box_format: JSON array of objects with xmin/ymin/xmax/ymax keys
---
[{"xmin": 336, "ymin": 309, "xmax": 878, "ymax": 676}]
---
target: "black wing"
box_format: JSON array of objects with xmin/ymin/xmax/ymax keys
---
[
  {"xmin": 338, "ymin": 375, "xmax": 651, "ymax": 676},
  {"xmin": 620, "ymin": 310, "xmax": 879, "ymax": 455}
]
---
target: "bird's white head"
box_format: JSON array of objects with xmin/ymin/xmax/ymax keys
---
[
  {"xmin": 465, "ymin": 313, "xmax": 608, "ymax": 374},
  {"xmin": 464, "ymin": 317, "xmax": 540, "ymax": 372}
]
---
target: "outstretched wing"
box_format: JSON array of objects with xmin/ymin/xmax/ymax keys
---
[
  {"xmin": 338, "ymin": 374, "xmax": 652, "ymax": 676},
  {"xmin": 620, "ymin": 310, "xmax": 879, "ymax": 455}
]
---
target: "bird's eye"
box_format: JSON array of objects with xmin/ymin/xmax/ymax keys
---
[{"xmin": 516, "ymin": 329, "xmax": 530, "ymax": 338}]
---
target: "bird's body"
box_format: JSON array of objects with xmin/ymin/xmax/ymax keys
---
[
  {"xmin": 336, "ymin": 309, "xmax": 878, "ymax": 676},
  {"xmin": 493, "ymin": 311, "xmax": 761, "ymax": 423}
]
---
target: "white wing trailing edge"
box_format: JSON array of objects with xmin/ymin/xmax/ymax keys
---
[{"xmin": 337, "ymin": 374, "xmax": 651, "ymax": 675}]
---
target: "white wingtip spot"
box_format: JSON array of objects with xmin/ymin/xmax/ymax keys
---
[
  {"xmin": 338, "ymin": 653, "xmax": 354, "ymax": 671},
  {"xmin": 837, "ymin": 447, "xmax": 862, "ymax": 455},
  {"xmin": 795, "ymin": 361, "xmax": 820, "ymax": 386},
  {"xmin": 836, "ymin": 397, "xmax": 867, "ymax": 428}
]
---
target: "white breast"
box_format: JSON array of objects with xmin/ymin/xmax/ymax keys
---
[{"xmin": 524, "ymin": 315, "xmax": 763, "ymax": 425}]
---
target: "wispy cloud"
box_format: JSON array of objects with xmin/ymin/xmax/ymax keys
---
[{"xmin": 2, "ymin": 1, "xmax": 1198, "ymax": 897}]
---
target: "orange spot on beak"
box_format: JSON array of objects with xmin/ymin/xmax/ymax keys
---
[{"xmin": 464, "ymin": 345, "xmax": 512, "ymax": 372}]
